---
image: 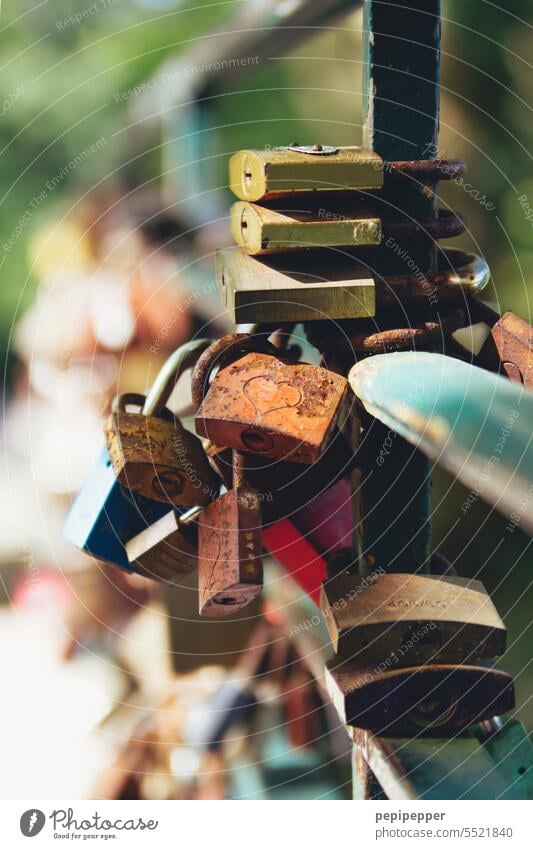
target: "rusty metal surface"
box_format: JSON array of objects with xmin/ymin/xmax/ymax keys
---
[
  {"xmin": 320, "ymin": 572, "xmax": 506, "ymax": 665},
  {"xmin": 325, "ymin": 661, "xmax": 515, "ymax": 736},
  {"xmin": 376, "ymin": 249, "xmax": 489, "ymax": 310},
  {"xmin": 308, "ymin": 309, "xmax": 466, "ymax": 356},
  {"xmin": 104, "ymin": 411, "xmax": 218, "ymax": 506},
  {"xmin": 191, "ymin": 333, "xmax": 277, "ymax": 410},
  {"xmin": 492, "ymin": 310, "xmax": 533, "ymax": 389},
  {"xmin": 195, "ymin": 350, "xmax": 349, "ymax": 464},
  {"xmin": 198, "ymin": 488, "xmax": 263, "ymax": 617},
  {"xmin": 300, "ymin": 250, "xmax": 488, "ymax": 331},
  {"xmin": 386, "ymin": 159, "xmax": 465, "ymax": 182},
  {"xmin": 382, "ymin": 208, "xmax": 466, "ymax": 242}
]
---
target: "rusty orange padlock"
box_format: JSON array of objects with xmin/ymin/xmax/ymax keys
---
[
  {"xmin": 192, "ymin": 334, "xmax": 349, "ymax": 464},
  {"xmin": 198, "ymin": 450, "xmax": 263, "ymax": 617}
]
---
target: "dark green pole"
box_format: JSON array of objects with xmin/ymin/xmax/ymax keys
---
[{"xmin": 358, "ymin": 0, "xmax": 441, "ymax": 574}]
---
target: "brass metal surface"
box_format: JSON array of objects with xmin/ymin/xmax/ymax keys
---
[
  {"xmin": 216, "ymin": 248, "xmax": 375, "ymax": 324},
  {"xmin": 320, "ymin": 572, "xmax": 506, "ymax": 664},
  {"xmin": 229, "ymin": 146, "xmax": 384, "ymax": 201}
]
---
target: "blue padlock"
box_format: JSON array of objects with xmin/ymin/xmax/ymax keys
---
[
  {"xmin": 64, "ymin": 339, "xmax": 216, "ymax": 573},
  {"xmin": 63, "ymin": 445, "xmax": 169, "ymax": 571}
]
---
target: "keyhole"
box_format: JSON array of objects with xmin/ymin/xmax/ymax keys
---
[
  {"xmin": 214, "ymin": 595, "xmax": 246, "ymax": 606},
  {"xmin": 240, "ymin": 209, "xmax": 249, "ymax": 243},
  {"xmin": 152, "ymin": 470, "xmax": 186, "ymax": 499},
  {"xmin": 242, "ymin": 155, "xmax": 253, "ymax": 193},
  {"xmin": 410, "ymin": 689, "xmax": 457, "ymax": 729},
  {"xmin": 241, "ymin": 428, "xmax": 274, "ymax": 453}
]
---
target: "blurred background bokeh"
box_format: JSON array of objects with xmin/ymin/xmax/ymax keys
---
[{"xmin": 0, "ymin": 0, "xmax": 531, "ymax": 799}]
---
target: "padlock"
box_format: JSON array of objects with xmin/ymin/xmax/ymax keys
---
[
  {"xmin": 231, "ymin": 200, "xmax": 465, "ymax": 255},
  {"xmin": 229, "ymin": 145, "xmax": 384, "ymax": 201},
  {"xmin": 62, "ymin": 446, "xmax": 169, "ymax": 570},
  {"xmin": 217, "ymin": 247, "xmax": 375, "ymax": 324},
  {"xmin": 263, "ymin": 519, "xmax": 327, "ymax": 604},
  {"xmin": 448, "ymin": 302, "xmax": 533, "ymax": 391},
  {"xmin": 104, "ymin": 340, "xmax": 218, "ymax": 505},
  {"xmin": 229, "ymin": 146, "xmax": 463, "ymax": 203},
  {"xmin": 262, "ymin": 479, "xmax": 355, "ymax": 603},
  {"xmin": 193, "ymin": 334, "xmax": 349, "ymax": 464},
  {"xmin": 491, "ymin": 311, "xmax": 533, "ymax": 389},
  {"xmin": 198, "ymin": 451, "xmax": 263, "ymax": 617},
  {"xmin": 320, "ymin": 572, "xmax": 506, "ymax": 665},
  {"xmin": 325, "ymin": 660, "xmax": 515, "ymax": 736},
  {"xmin": 125, "ymin": 506, "xmax": 201, "ymax": 585},
  {"xmin": 216, "ymin": 247, "xmax": 488, "ymax": 325}
]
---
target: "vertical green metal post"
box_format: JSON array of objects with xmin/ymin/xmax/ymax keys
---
[{"xmin": 358, "ymin": 0, "xmax": 441, "ymax": 574}]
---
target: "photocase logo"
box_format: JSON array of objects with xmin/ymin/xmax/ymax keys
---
[{"xmin": 20, "ymin": 809, "xmax": 46, "ymax": 837}]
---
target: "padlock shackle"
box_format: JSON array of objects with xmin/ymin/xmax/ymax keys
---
[
  {"xmin": 191, "ymin": 332, "xmax": 278, "ymax": 409},
  {"xmin": 111, "ymin": 393, "xmax": 148, "ymax": 414},
  {"xmin": 143, "ymin": 339, "xmax": 212, "ymax": 417}
]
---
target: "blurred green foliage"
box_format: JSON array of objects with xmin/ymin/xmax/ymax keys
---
[{"xmin": 1, "ymin": 1, "xmax": 531, "ymax": 357}]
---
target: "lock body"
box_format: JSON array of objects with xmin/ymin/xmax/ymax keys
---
[
  {"xmin": 320, "ymin": 572, "xmax": 506, "ymax": 664},
  {"xmin": 491, "ymin": 311, "xmax": 533, "ymax": 389},
  {"xmin": 198, "ymin": 487, "xmax": 263, "ymax": 617},
  {"xmin": 325, "ymin": 661, "xmax": 515, "ymax": 736},
  {"xmin": 126, "ymin": 509, "xmax": 198, "ymax": 584},
  {"xmin": 195, "ymin": 351, "xmax": 348, "ymax": 464},
  {"xmin": 216, "ymin": 248, "xmax": 375, "ymax": 324},
  {"xmin": 62, "ymin": 447, "xmax": 168, "ymax": 570},
  {"xmin": 229, "ymin": 146, "xmax": 384, "ymax": 201},
  {"xmin": 232, "ymin": 201, "xmax": 382, "ymax": 254},
  {"xmin": 105, "ymin": 409, "xmax": 217, "ymax": 506}
]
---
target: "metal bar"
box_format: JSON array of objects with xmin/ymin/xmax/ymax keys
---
[
  {"xmin": 362, "ymin": 0, "xmax": 440, "ymax": 162},
  {"xmin": 352, "ymin": 726, "xmax": 531, "ymax": 800},
  {"xmin": 355, "ymin": 0, "xmax": 441, "ymax": 574},
  {"xmin": 350, "ymin": 352, "xmax": 533, "ymax": 536}
]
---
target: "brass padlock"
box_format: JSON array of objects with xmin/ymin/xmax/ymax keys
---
[
  {"xmin": 325, "ymin": 660, "xmax": 515, "ymax": 736},
  {"xmin": 229, "ymin": 145, "xmax": 384, "ymax": 201},
  {"xmin": 231, "ymin": 201, "xmax": 464, "ymax": 255},
  {"xmin": 104, "ymin": 341, "xmax": 218, "ymax": 506},
  {"xmin": 126, "ymin": 506, "xmax": 201, "ymax": 584},
  {"xmin": 231, "ymin": 200, "xmax": 381, "ymax": 254},
  {"xmin": 216, "ymin": 247, "xmax": 375, "ymax": 324},
  {"xmin": 320, "ymin": 572, "xmax": 506, "ymax": 665},
  {"xmin": 229, "ymin": 147, "xmax": 464, "ymax": 202},
  {"xmin": 198, "ymin": 451, "xmax": 263, "ymax": 617},
  {"xmin": 193, "ymin": 334, "xmax": 349, "ymax": 464}
]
